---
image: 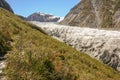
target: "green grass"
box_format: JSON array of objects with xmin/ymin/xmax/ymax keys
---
[{"xmin": 0, "ymin": 8, "xmax": 120, "ymax": 80}]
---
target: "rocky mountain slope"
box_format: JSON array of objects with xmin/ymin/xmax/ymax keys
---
[
  {"xmin": 27, "ymin": 12, "xmax": 60, "ymax": 22},
  {"xmin": 60, "ymin": 0, "xmax": 120, "ymax": 28},
  {"xmin": 0, "ymin": 0, "xmax": 13, "ymax": 13},
  {"xmin": 31, "ymin": 21, "xmax": 120, "ymax": 72},
  {"xmin": 1, "ymin": 8, "xmax": 120, "ymax": 80}
]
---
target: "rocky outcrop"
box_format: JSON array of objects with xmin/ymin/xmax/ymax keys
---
[
  {"xmin": 27, "ymin": 12, "xmax": 60, "ymax": 22},
  {"xmin": 31, "ymin": 21, "xmax": 120, "ymax": 71},
  {"xmin": 0, "ymin": 59, "xmax": 6, "ymax": 80},
  {"xmin": 60, "ymin": 0, "xmax": 120, "ymax": 29},
  {"xmin": 0, "ymin": 0, "xmax": 13, "ymax": 13}
]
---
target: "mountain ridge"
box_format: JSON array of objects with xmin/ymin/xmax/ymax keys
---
[
  {"xmin": 60, "ymin": 0, "xmax": 120, "ymax": 28},
  {"xmin": 26, "ymin": 12, "xmax": 60, "ymax": 22},
  {"xmin": 0, "ymin": 0, "xmax": 13, "ymax": 13}
]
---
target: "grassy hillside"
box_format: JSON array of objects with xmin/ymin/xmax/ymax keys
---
[{"xmin": 0, "ymin": 8, "xmax": 120, "ymax": 80}]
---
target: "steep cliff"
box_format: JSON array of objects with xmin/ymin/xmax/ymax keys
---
[
  {"xmin": 0, "ymin": 0, "xmax": 13, "ymax": 13},
  {"xmin": 60, "ymin": 0, "xmax": 120, "ymax": 28}
]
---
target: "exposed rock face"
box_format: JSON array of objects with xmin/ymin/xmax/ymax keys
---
[
  {"xmin": 0, "ymin": 0, "xmax": 13, "ymax": 13},
  {"xmin": 27, "ymin": 12, "xmax": 60, "ymax": 22},
  {"xmin": 60, "ymin": 0, "xmax": 120, "ymax": 28},
  {"xmin": 31, "ymin": 21, "xmax": 120, "ymax": 71}
]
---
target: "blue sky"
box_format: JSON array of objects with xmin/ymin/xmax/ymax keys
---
[{"xmin": 6, "ymin": 0, "xmax": 80, "ymax": 17}]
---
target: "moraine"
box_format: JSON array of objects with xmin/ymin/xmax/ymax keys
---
[{"xmin": 30, "ymin": 21, "xmax": 120, "ymax": 71}]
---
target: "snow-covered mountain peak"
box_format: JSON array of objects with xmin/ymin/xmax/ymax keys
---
[{"xmin": 27, "ymin": 12, "xmax": 61, "ymax": 22}]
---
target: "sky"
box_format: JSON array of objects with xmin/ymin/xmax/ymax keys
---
[{"xmin": 6, "ymin": 0, "xmax": 80, "ymax": 17}]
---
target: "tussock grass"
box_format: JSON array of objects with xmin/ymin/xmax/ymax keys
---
[{"xmin": 0, "ymin": 8, "xmax": 120, "ymax": 80}]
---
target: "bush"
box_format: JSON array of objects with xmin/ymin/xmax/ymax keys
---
[{"xmin": 0, "ymin": 31, "xmax": 12, "ymax": 55}]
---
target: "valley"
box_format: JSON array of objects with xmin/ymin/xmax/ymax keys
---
[
  {"xmin": 31, "ymin": 21, "xmax": 120, "ymax": 71},
  {"xmin": 0, "ymin": 0, "xmax": 120, "ymax": 80},
  {"xmin": 0, "ymin": 8, "xmax": 120, "ymax": 79}
]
